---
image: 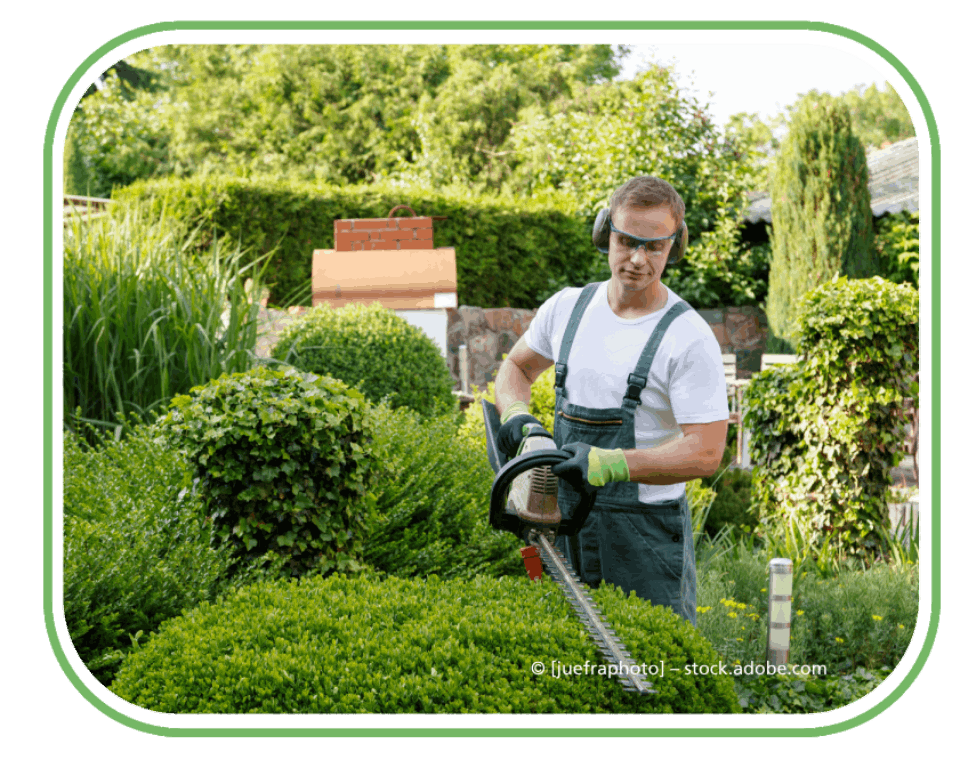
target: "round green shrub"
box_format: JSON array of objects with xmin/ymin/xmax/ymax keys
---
[
  {"xmin": 272, "ymin": 302, "xmax": 457, "ymax": 419},
  {"xmin": 157, "ymin": 366, "xmax": 381, "ymax": 578},
  {"xmin": 110, "ymin": 573, "xmax": 741, "ymax": 714}
]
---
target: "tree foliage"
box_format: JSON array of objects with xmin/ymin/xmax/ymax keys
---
[
  {"xmin": 69, "ymin": 44, "xmax": 771, "ymax": 311},
  {"xmin": 725, "ymin": 81, "xmax": 916, "ymax": 176},
  {"xmin": 67, "ymin": 48, "xmax": 912, "ymax": 215},
  {"xmin": 766, "ymin": 96, "xmax": 877, "ymax": 349},
  {"xmin": 71, "ymin": 44, "xmax": 627, "ymax": 192}
]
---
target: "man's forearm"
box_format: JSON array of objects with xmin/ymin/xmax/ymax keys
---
[
  {"xmin": 622, "ymin": 433, "xmax": 722, "ymax": 485},
  {"xmin": 494, "ymin": 358, "xmax": 533, "ymax": 416}
]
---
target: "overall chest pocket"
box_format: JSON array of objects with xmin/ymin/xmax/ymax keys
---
[{"xmin": 558, "ymin": 410, "xmax": 624, "ymax": 427}]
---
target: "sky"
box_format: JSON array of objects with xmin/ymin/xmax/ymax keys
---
[{"xmin": 618, "ymin": 43, "xmax": 894, "ymax": 131}]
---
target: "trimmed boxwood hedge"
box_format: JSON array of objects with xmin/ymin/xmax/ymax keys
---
[{"xmin": 110, "ymin": 573, "xmax": 741, "ymax": 714}]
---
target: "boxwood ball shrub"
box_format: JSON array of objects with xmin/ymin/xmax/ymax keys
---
[
  {"xmin": 157, "ymin": 366, "xmax": 381, "ymax": 577},
  {"xmin": 272, "ymin": 301, "xmax": 457, "ymax": 420},
  {"xmin": 110, "ymin": 573, "xmax": 741, "ymax": 714}
]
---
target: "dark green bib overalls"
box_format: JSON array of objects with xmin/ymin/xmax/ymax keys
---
[{"xmin": 553, "ymin": 282, "xmax": 697, "ymax": 626}]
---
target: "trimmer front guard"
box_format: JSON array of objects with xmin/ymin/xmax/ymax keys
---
[{"xmin": 481, "ymin": 399, "xmax": 596, "ymax": 539}]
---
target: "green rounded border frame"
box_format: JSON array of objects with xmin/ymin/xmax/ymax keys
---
[{"xmin": 43, "ymin": 20, "xmax": 941, "ymax": 738}]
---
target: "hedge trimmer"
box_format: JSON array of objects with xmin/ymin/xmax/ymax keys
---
[{"xmin": 481, "ymin": 400, "xmax": 655, "ymax": 695}]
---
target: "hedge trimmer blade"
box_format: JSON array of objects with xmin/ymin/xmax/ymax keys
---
[
  {"xmin": 482, "ymin": 400, "xmax": 653, "ymax": 695},
  {"xmin": 531, "ymin": 531, "xmax": 656, "ymax": 695}
]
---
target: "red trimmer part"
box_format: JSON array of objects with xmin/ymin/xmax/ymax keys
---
[{"xmin": 520, "ymin": 545, "xmax": 543, "ymax": 581}]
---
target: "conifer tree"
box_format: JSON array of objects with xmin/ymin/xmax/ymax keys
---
[
  {"xmin": 767, "ymin": 97, "xmax": 877, "ymax": 349},
  {"xmin": 63, "ymin": 122, "xmax": 92, "ymax": 197}
]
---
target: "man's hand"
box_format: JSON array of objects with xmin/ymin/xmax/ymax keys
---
[
  {"xmin": 496, "ymin": 402, "xmax": 548, "ymax": 459},
  {"xmin": 552, "ymin": 442, "xmax": 630, "ymax": 491}
]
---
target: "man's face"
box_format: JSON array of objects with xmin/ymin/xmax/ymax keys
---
[{"xmin": 607, "ymin": 203, "xmax": 678, "ymax": 294}]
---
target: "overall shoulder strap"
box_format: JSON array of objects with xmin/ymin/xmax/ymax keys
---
[
  {"xmin": 622, "ymin": 299, "xmax": 693, "ymax": 409},
  {"xmin": 554, "ymin": 282, "xmax": 602, "ymax": 403}
]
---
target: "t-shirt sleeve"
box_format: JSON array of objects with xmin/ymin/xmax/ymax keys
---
[
  {"xmin": 668, "ymin": 336, "xmax": 730, "ymax": 424},
  {"xmin": 523, "ymin": 288, "xmax": 568, "ymax": 360}
]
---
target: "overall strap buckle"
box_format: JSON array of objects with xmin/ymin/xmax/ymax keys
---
[
  {"xmin": 624, "ymin": 373, "xmax": 647, "ymax": 406},
  {"xmin": 554, "ymin": 362, "xmax": 568, "ymax": 393}
]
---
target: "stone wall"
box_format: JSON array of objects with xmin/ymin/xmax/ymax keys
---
[
  {"xmin": 446, "ymin": 306, "xmax": 537, "ymax": 392},
  {"xmin": 446, "ymin": 304, "xmax": 769, "ymax": 390},
  {"xmin": 697, "ymin": 306, "xmax": 769, "ymax": 379}
]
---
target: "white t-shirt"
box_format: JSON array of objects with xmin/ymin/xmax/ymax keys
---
[{"xmin": 524, "ymin": 281, "xmax": 729, "ymax": 503}]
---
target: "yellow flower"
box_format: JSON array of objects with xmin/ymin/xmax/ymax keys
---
[
  {"xmin": 728, "ymin": 612, "xmax": 738, "ymax": 619},
  {"xmin": 696, "ymin": 606, "xmax": 712, "ymax": 614},
  {"xmin": 898, "ymin": 624, "xmax": 905, "ymax": 630},
  {"xmin": 737, "ymin": 637, "xmax": 744, "ymax": 642},
  {"xmin": 872, "ymin": 615, "xmax": 883, "ymax": 621},
  {"xmin": 835, "ymin": 637, "xmax": 845, "ymax": 644},
  {"xmin": 796, "ymin": 610, "xmax": 804, "ymax": 616},
  {"xmin": 761, "ymin": 588, "xmax": 767, "ymax": 592}
]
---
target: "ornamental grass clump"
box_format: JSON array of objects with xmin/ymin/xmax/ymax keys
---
[
  {"xmin": 110, "ymin": 573, "xmax": 741, "ymax": 714},
  {"xmin": 788, "ymin": 563, "xmax": 918, "ymax": 672},
  {"xmin": 63, "ymin": 203, "xmax": 267, "ymax": 434}
]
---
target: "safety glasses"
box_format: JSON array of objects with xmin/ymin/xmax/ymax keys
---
[{"xmin": 609, "ymin": 223, "xmax": 679, "ymax": 257}]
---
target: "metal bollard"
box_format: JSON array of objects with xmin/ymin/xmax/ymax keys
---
[
  {"xmin": 459, "ymin": 344, "xmax": 469, "ymax": 393},
  {"xmin": 741, "ymin": 426, "xmax": 752, "ymax": 469},
  {"xmin": 766, "ymin": 558, "xmax": 793, "ymax": 666}
]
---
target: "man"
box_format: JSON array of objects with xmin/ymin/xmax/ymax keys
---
[{"xmin": 493, "ymin": 176, "xmax": 729, "ymax": 625}]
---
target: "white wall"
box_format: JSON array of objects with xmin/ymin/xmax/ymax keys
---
[{"xmin": 395, "ymin": 309, "xmax": 447, "ymax": 355}]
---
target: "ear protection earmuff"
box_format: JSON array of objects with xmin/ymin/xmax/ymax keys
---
[{"xmin": 592, "ymin": 208, "xmax": 687, "ymax": 265}]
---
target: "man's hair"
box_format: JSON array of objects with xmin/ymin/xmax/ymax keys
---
[{"xmin": 609, "ymin": 176, "xmax": 685, "ymax": 227}]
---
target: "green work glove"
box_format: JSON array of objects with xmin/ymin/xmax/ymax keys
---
[
  {"xmin": 551, "ymin": 442, "xmax": 630, "ymax": 491},
  {"xmin": 496, "ymin": 401, "xmax": 547, "ymax": 459}
]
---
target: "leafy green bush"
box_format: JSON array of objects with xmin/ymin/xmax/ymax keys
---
[
  {"xmin": 157, "ymin": 366, "xmax": 381, "ymax": 578},
  {"xmin": 110, "ymin": 573, "xmax": 741, "ymax": 714},
  {"xmin": 874, "ymin": 210, "xmax": 919, "ymax": 288},
  {"xmin": 702, "ymin": 468, "xmax": 756, "ymax": 540},
  {"xmin": 363, "ymin": 403, "xmax": 523, "ymax": 580},
  {"xmin": 63, "ymin": 421, "xmax": 235, "ymax": 685},
  {"xmin": 272, "ymin": 302, "xmax": 457, "ymax": 420},
  {"xmin": 736, "ymin": 666, "xmax": 895, "ymax": 713},
  {"xmin": 457, "ymin": 362, "xmax": 556, "ymax": 454},
  {"xmin": 743, "ymin": 276, "xmax": 919, "ymax": 564}
]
